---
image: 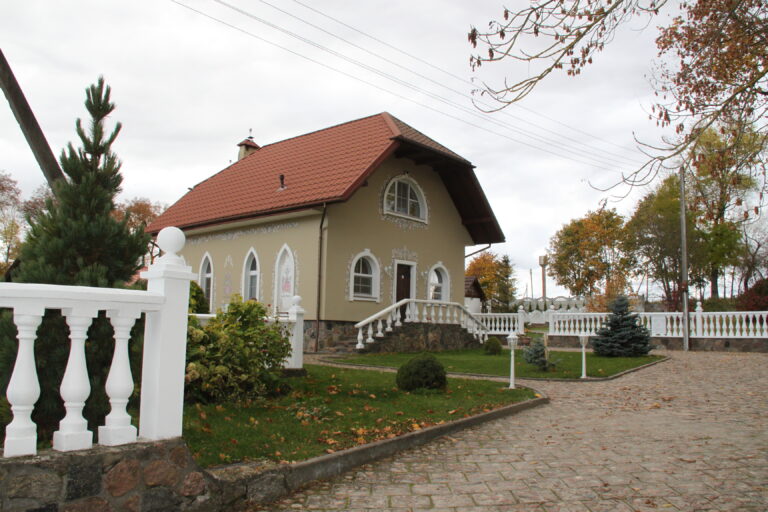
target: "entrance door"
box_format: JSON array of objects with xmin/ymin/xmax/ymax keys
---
[{"xmin": 396, "ymin": 263, "xmax": 412, "ymax": 318}]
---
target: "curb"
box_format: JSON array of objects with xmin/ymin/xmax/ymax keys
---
[
  {"xmin": 208, "ymin": 392, "xmax": 549, "ymax": 508},
  {"xmin": 316, "ymin": 354, "xmax": 670, "ymax": 383}
]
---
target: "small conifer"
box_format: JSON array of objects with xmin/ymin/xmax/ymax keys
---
[{"xmin": 592, "ymin": 296, "xmax": 652, "ymax": 357}]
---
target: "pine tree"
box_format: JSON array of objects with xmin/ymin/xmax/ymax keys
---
[
  {"xmin": 592, "ymin": 296, "xmax": 652, "ymax": 357},
  {"xmin": 0, "ymin": 78, "xmax": 149, "ymax": 440}
]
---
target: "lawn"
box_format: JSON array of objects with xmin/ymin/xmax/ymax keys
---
[
  {"xmin": 336, "ymin": 348, "xmax": 663, "ymax": 379},
  {"xmin": 183, "ymin": 364, "xmax": 536, "ymax": 467}
]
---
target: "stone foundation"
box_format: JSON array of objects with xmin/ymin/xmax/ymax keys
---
[
  {"xmin": 0, "ymin": 439, "xmax": 215, "ymax": 512},
  {"xmin": 362, "ymin": 322, "xmax": 481, "ymax": 353},
  {"xmin": 548, "ymin": 335, "xmax": 767, "ymax": 352}
]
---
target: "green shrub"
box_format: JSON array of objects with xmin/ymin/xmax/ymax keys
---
[
  {"xmin": 523, "ymin": 341, "xmax": 556, "ymax": 371},
  {"xmin": 185, "ymin": 295, "xmax": 291, "ymax": 403},
  {"xmin": 484, "ymin": 336, "xmax": 502, "ymax": 355},
  {"xmin": 592, "ymin": 295, "xmax": 651, "ymax": 357},
  {"xmin": 701, "ymin": 297, "xmax": 738, "ymax": 312},
  {"xmin": 189, "ymin": 281, "xmax": 210, "ymax": 314},
  {"xmin": 396, "ymin": 354, "xmax": 447, "ymax": 392}
]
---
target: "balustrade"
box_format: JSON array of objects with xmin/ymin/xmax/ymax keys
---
[{"xmin": 1, "ymin": 227, "xmax": 193, "ymax": 458}]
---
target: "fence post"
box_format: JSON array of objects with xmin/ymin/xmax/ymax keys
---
[
  {"xmin": 517, "ymin": 306, "xmax": 526, "ymax": 334},
  {"xmin": 285, "ymin": 295, "xmax": 305, "ymax": 370},
  {"xmin": 139, "ymin": 227, "xmax": 194, "ymax": 441},
  {"xmin": 695, "ymin": 301, "xmax": 703, "ymax": 337}
]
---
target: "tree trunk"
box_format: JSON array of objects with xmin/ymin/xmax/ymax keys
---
[{"xmin": 709, "ymin": 267, "xmax": 720, "ymax": 298}]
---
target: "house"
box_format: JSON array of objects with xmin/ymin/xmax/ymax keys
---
[
  {"xmin": 464, "ymin": 275, "xmax": 487, "ymax": 314},
  {"xmin": 148, "ymin": 113, "xmax": 504, "ymax": 350}
]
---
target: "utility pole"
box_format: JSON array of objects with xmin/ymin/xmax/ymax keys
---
[
  {"xmin": 0, "ymin": 48, "xmax": 65, "ymax": 190},
  {"xmin": 679, "ymin": 166, "xmax": 690, "ymax": 351}
]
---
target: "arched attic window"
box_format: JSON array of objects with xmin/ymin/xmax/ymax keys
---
[
  {"xmin": 383, "ymin": 175, "xmax": 427, "ymax": 222},
  {"xmin": 200, "ymin": 254, "xmax": 214, "ymax": 310}
]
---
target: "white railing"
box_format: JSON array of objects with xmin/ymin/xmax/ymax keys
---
[
  {"xmin": 191, "ymin": 295, "xmax": 305, "ymax": 371},
  {"xmin": 549, "ymin": 304, "xmax": 768, "ymax": 339},
  {"xmin": 354, "ymin": 299, "xmax": 489, "ymax": 350},
  {"xmin": 476, "ymin": 311, "xmax": 526, "ymax": 335},
  {"xmin": 1, "ymin": 227, "xmax": 194, "ymax": 458}
]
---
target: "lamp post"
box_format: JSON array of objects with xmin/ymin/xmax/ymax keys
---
[
  {"xmin": 507, "ymin": 333, "xmax": 518, "ymax": 389},
  {"xmin": 539, "ymin": 255, "xmax": 548, "ymax": 309},
  {"xmin": 579, "ymin": 335, "xmax": 589, "ymax": 379}
]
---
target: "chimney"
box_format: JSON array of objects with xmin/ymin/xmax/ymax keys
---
[{"xmin": 237, "ymin": 132, "xmax": 260, "ymax": 161}]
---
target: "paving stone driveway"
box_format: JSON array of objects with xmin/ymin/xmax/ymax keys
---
[{"xmin": 254, "ymin": 351, "xmax": 767, "ymax": 511}]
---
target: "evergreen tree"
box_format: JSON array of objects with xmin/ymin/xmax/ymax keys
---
[
  {"xmin": 592, "ymin": 296, "xmax": 652, "ymax": 357},
  {"xmin": 0, "ymin": 78, "xmax": 149, "ymax": 440}
]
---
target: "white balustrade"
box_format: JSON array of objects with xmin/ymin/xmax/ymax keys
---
[{"xmin": 1, "ymin": 226, "xmax": 193, "ymax": 458}]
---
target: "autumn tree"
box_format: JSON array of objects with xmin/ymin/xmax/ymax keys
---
[
  {"xmin": 0, "ymin": 171, "xmax": 23, "ymax": 273},
  {"xmin": 547, "ymin": 209, "xmax": 632, "ymax": 297},
  {"xmin": 468, "ymin": 0, "xmax": 767, "ymax": 191},
  {"xmin": 113, "ymin": 197, "xmax": 165, "ymax": 232},
  {"xmin": 466, "ymin": 251, "xmax": 518, "ymax": 311}
]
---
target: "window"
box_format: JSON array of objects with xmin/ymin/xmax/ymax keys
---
[
  {"xmin": 350, "ymin": 250, "xmax": 380, "ymax": 301},
  {"xmin": 384, "ymin": 176, "xmax": 426, "ymax": 221},
  {"xmin": 243, "ymin": 250, "xmax": 259, "ymax": 301},
  {"xmin": 428, "ymin": 265, "xmax": 450, "ymax": 301},
  {"xmin": 200, "ymin": 255, "xmax": 213, "ymax": 309}
]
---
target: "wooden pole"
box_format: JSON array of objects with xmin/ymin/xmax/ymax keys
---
[{"xmin": 0, "ymin": 49, "xmax": 65, "ymax": 190}]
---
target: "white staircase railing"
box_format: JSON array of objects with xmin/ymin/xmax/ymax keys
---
[
  {"xmin": 1, "ymin": 227, "xmax": 193, "ymax": 458},
  {"xmin": 353, "ymin": 299, "xmax": 489, "ymax": 350}
]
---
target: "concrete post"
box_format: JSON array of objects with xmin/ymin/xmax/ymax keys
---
[{"xmin": 139, "ymin": 227, "xmax": 194, "ymax": 441}]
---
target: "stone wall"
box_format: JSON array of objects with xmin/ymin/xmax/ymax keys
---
[
  {"xmin": 0, "ymin": 439, "xmax": 214, "ymax": 512},
  {"xmin": 548, "ymin": 335, "xmax": 767, "ymax": 352},
  {"xmin": 362, "ymin": 322, "xmax": 481, "ymax": 353}
]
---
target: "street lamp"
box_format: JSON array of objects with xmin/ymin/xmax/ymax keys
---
[
  {"xmin": 507, "ymin": 333, "xmax": 518, "ymax": 389},
  {"xmin": 538, "ymin": 255, "xmax": 548, "ymax": 308}
]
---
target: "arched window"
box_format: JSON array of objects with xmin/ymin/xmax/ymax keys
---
[
  {"xmin": 383, "ymin": 176, "xmax": 427, "ymax": 222},
  {"xmin": 242, "ymin": 250, "xmax": 260, "ymax": 301},
  {"xmin": 274, "ymin": 245, "xmax": 295, "ymax": 313},
  {"xmin": 349, "ymin": 250, "xmax": 380, "ymax": 301},
  {"xmin": 428, "ymin": 264, "xmax": 450, "ymax": 301},
  {"xmin": 200, "ymin": 254, "xmax": 213, "ymax": 309}
]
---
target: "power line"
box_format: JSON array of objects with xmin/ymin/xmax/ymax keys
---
[
  {"xmin": 209, "ymin": 0, "xmax": 640, "ymax": 171},
  {"xmin": 170, "ymin": 0, "xmax": 627, "ymax": 173},
  {"xmin": 290, "ymin": 0, "xmax": 645, "ymax": 157}
]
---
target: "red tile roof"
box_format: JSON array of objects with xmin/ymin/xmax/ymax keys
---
[{"xmin": 149, "ymin": 113, "xmax": 504, "ymax": 244}]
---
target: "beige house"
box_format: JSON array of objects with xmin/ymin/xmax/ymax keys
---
[{"xmin": 149, "ymin": 113, "xmax": 504, "ymax": 350}]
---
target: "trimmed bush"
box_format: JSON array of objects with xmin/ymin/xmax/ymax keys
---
[
  {"xmin": 523, "ymin": 340, "xmax": 556, "ymax": 371},
  {"xmin": 396, "ymin": 354, "xmax": 447, "ymax": 392},
  {"xmin": 185, "ymin": 295, "xmax": 291, "ymax": 403},
  {"xmin": 484, "ymin": 336, "xmax": 503, "ymax": 355},
  {"xmin": 189, "ymin": 280, "xmax": 210, "ymax": 314}
]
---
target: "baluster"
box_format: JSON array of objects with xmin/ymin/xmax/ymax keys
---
[
  {"xmin": 366, "ymin": 324, "xmax": 374, "ymax": 343},
  {"xmin": 404, "ymin": 302, "xmax": 412, "ymax": 322},
  {"xmin": 420, "ymin": 303, "xmax": 427, "ymax": 322},
  {"xmin": 385, "ymin": 311, "xmax": 393, "ymax": 332},
  {"xmin": 356, "ymin": 328, "xmax": 365, "ymax": 349},
  {"xmin": 438, "ymin": 305, "xmax": 444, "ymax": 324},
  {"xmin": 376, "ymin": 318, "xmax": 384, "ymax": 337},
  {"xmin": 99, "ymin": 309, "xmax": 142, "ymax": 446},
  {"xmin": 53, "ymin": 307, "xmax": 98, "ymax": 451},
  {"xmin": 4, "ymin": 309, "xmax": 44, "ymax": 457},
  {"xmin": 395, "ymin": 307, "xmax": 402, "ymax": 326}
]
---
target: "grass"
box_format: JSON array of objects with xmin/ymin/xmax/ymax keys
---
[
  {"xmin": 183, "ymin": 364, "xmax": 535, "ymax": 467},
  {"xmin": 336, "ymin": 348, "xmax": 663, "ymax": 379}
]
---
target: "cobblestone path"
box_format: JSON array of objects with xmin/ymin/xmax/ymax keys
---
[{"xmin": 254, "ymin": 351, "xmax": 767, "ymax": 511}]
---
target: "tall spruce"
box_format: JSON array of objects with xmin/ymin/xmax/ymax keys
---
[
  {"xmin": 0, "ymin": 78, "xmax": 149, "ymax": 440},
  {"xmin": 592, "ymin": 296, "xmax": 652, "ymax": 357}
]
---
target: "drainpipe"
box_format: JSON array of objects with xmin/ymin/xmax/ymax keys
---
[
  {"xmin": 465, "ymin": 243, "xmax": 491, "ymax": 259},
  {"xmin": 315, "ymin": 203, "xmax": 327, "ymax": 352}
]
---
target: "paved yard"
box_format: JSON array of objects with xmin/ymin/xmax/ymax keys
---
[{"xmin": 254, "ymin": 351, "xmax": 767, "ymax": 511}]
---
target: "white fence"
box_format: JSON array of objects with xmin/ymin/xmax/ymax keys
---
[
  {"xmin": 549, "ymin": 305, "xmax": 768, "ymax": 339},
  {"xmin": 354, "ymin": 299, "xmax": 488, "ymax": 349},
  {"xmin": 1, "ymin": 228, "xmax": 192, "ymax": 458}
]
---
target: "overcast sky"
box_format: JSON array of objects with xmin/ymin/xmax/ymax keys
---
[{"xmin": 1, "ymin": 0, "xmax": 677, "ymax": 298}]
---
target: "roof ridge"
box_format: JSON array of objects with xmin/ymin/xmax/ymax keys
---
[{"xmin": 257, "ymin": 112, "xmax": 390, "ymax": 150}]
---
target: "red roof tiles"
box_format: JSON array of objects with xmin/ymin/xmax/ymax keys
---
[{"xmin": 148, "ymin": 113, "xmax": 503, "ymax": 244}]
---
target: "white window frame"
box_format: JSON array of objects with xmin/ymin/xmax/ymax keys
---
[
  {"xmin": 199, "ymin": 253, "xmax": 214, "ymax": 311},
  {"xmin": 427, "ymin": 263, "xmax": 450, "ymax": 302},
  {"xmin": 273, "ymin": 244, "xmax": 295, "ymax": 314},
  {"xmin": 383, "ymin": 175, "xmax": 428, "ymax": 223},
  {"xmin": 242, "ymin": 248, "xmax": 260, "ymax": 301},
  {"xmin": 349, "ymin": 249, "xmax": 380, "ymax": 302}
]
